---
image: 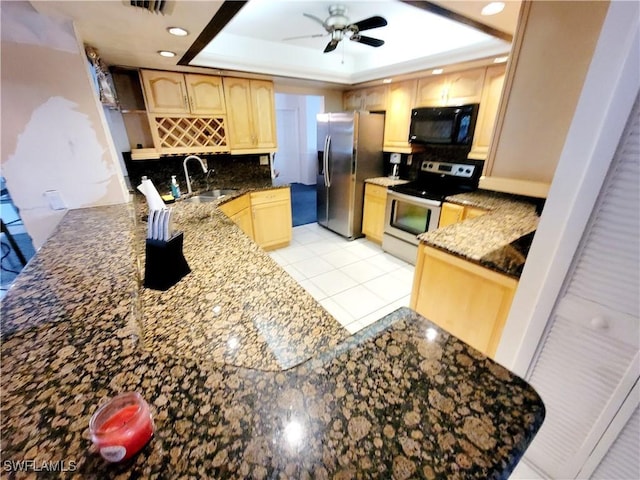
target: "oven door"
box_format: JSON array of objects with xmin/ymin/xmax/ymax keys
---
[{"xmin": 384, "ymin": 191, "xmax": 441, "ymax": 243}]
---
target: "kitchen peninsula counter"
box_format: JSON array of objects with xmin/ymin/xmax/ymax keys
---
[
  {"xmin": 419, "ymin": 190, "xmax": 541, "ymax": 278},
  {"xmin": 1, "ymin": 196, "xmax": 545, "ymax": 478}
]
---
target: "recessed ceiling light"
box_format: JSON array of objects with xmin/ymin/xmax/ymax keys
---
[
  {"xmin": 482, "ymin": 2, "xmax": 505, "ymax": 16},
  {"xmin": 432, "ymin": 69, "xmax": 444, "ymax": 75},
  {"xmin": 382, "ymin": 78, "xmax": 392, "ymax": 84},
  {"xmin": 494, "ymin": 56, "xmax": 509, "ymax": 63},
  {"xmin": 158, "ymin": 50, "xmax": 176, "ymax": 58},
  {"xmin": 167, "ymin": 27, "xmax": 189, "ymax": 37}
]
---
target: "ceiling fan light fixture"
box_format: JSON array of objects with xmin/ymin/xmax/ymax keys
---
[
  {"xmin": 494, "ymin": 56, "xmax": 509, "ymax": 63},
  {"xmin": 383, "ymin": 78, "xmax": 392, "ymax": 84},
  {"xmin": 167, "ymin": 27, "xmax": 189, "ymax": 37},
  {"xmin": 432, "ymin": 68, "xmax": 444, "ymax": 75},
  {"xmin": 158, "ymin": 50, "xmax": 176, "ymax": 58},
  {"xmin": 481, "ymin": 2, "xmax": 505, "ymax": 16}
]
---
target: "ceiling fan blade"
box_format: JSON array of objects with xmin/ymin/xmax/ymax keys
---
[
  {"xmin": 283, "ymin": 33, "xmax": 326, "ymax": 41},
  {"xmin": 324, "ymin": 40, "xmax": 338, "ymax": 53},
  {"xmin": 350, "ymin": 35, "xmax": 385, "ymax": 48},
  {"xmin": 303, "ymin": 13, "xmax": 327, "ymax": 28},
  {"xmin": 351, "ymin": 15, "xmax": 387, "ymax": 32}
]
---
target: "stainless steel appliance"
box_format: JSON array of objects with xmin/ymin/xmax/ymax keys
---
[
  {"xmin": 409, "ymin": 104, "xmax": 479, "ymax": 146},
  {"xmin": 317, "ymin": 111, "xmax": 384, "ymax": 239},
  {"xmin": 382, "ymin": 157, "xmax": 483, "ymax": 264}
]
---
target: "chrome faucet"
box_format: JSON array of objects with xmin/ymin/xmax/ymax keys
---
[{"xmin": 183, "ymin": 155, "xmax": 209, "ymax": 195}]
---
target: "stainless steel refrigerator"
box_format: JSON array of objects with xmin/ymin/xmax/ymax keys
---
[{"xmin": 316, "ymin": 111, "xmax": 385, "ymax": 239}]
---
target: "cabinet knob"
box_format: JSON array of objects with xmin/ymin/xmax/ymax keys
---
[{"xmin": 590, "ymin": 316, "xmax": 609, "ymax": 330}]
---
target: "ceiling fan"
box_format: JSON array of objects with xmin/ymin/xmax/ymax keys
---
[{"xmin": 284, "ymin": 4, "xmax": 388, "ymax": 53}]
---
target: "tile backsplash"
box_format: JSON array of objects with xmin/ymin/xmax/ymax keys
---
[{"xmin": 124, "ymin": 154, "xmax": 273, "ymax": 195}]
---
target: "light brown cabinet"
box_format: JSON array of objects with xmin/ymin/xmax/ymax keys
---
[
  {"xmin": 416, "ymin": 68, "xmax": 485, "ymax": 107},
  {"xmin": 250, "ymin": 188, "xmax": 292, "ymax": 250},
  {"xmin": 469, "ymin": 64, "xmax": 506, "ymax": 161},
  {"xmin": 343, "ymin": 86, "xmax": 388, "ymax": 111},
  {"xmin": 219, "ymin": 194, "xmax": 253, "ymax": 239},
  {"xmin": 411, "ymin": 244, "xmax": 518, "ymax": 358},
  {"xmin": 382, "ymin": 79, "xmax": 417, "ymax": 153},
  {"xmin": 362, "ymin": 183, "xmax": 388, "ymax": 244},
  {"xmin": 223, "ymin": 78, "xmax": 277, "ymax": 153},
  {"xmin": 219, "ymin": 188, "xmax": 292, "ymax": 250},
  {"xmin": 140, "ymin": 70, "xmax": 226, "ymax": 115},
  {"xmin": 438, "ymin": 202, "xmax": 488, "ymax": 228}
]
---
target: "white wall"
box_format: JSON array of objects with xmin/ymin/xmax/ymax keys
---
[
  {"xmin": 0, "ymin": 2, "xmax": 129, "ymax": 249},
  {"xmin": 495, "ymin": 1, "xmax": 640, "ymax": 375}
]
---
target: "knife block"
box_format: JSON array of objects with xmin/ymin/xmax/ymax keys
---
[{"xmin": 143, "ymin": 232, "xmax": 191, "ymax": 291}]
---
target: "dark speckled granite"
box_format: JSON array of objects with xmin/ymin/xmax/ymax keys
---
[
  {"xmin": 1, "ymin": 199, "xmax": 545, "ymax": 478},
  {"xmin": 419, "ymin": 190, "xmax": 540, "ymax": 279}
]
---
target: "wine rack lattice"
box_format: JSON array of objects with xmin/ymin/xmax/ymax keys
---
[{"xmin": 151, "ymin": 116, "xmax": 227, "ymax": 149}]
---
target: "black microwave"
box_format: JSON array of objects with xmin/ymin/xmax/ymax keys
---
[{"xmin": 408, "ymin": 104, "xmax": 479, "ymax": 145}]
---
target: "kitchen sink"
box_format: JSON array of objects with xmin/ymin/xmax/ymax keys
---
[{"xmin": 184, "ymin": 189, "xmax": 238, "ymax": 203}]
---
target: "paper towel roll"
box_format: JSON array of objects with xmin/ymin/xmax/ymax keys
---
[{"xmin": 137, "ymin": 178, "xmax": 165, "ymax": 211}]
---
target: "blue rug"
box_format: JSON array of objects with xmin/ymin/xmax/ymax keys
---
[{"xmin": 290, "ymin": 183, "xmax": 317, "ymax": 227}]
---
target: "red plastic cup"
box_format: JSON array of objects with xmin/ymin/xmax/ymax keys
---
[{"xmin": 89, "ymin": 392, "xmax": 155, "ymax": 462}]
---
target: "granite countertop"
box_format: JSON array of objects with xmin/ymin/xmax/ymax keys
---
[
  {"xmin": 365, "ymin": 177, "xmax": 410, "ymax": 187},
  {"xmin": 418, "ymin": 190, "xmax": 541, "ymax": 278},
  {"xmin": 1, "ymin": 191, "xmax": 545, "ymax": 478}
]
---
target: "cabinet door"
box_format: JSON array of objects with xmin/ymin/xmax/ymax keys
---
[
  {"xmin": 231, "ymin": 207, "xmax": 254, "ymax": 239},
  {"xmin": 438, "ymin": 202, "xmax": 465, "ymax": 227},
  {"xmin": 184, "ymin": 74, "xmax": 226, "ymax": 115},
  {"xmin": 343, "ymin": 90, "xmax": 363, "ymax": 111},
  {"xmin": 411, "ymin": 244, "xmax": 518, "ymax": 357},
  {"xmin": 223, "ymin": 77, "xmax": 254, "ymax": 150},
  {"xmin": 252, "ymin": 200, "xmax": 292, "ymax": 250},
  {"xmin": 383, "ymin": 79, "xmax": 417, "ymax": 152},
  {"xmin": 463, "ymin": 206, "xmax": 488, "ymax": 220},
  {"xmin": 250, "ymin": 80, "xmax": 277, "ymax": 149},
  {"xmin": 469, "ymin": 65, "xmax": 506, "ymax": 160},
  {"xmin": 140, "ymin": 70, "xmax": 188, "ymax": 113},
  {"xmin": 447, "ymin": 67, "xmax": 486, "ymax": 105},
  {"xmin": 363, "ymin": 86, "xmax": 388, "ymax": 111},
  {"xmin": 416, "ymin": 75, "xmax": 448, "ymax": 107},
  {"xmin": 362, "ymin": 184, "xmax": 387, "ymax": 244}
]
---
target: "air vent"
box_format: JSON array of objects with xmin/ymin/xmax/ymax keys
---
[{"xmin": 129, "ymin": 0, "xmax": 168, "ymax": 14}]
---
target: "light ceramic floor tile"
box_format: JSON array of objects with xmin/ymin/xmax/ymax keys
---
[
  {"xmin": 365, "ymin": 253, "xmax": 411, "ymax": 273},
  {"xmin": 292, "ymin": 229, "xmax": 325, "ymax": 246},
  {"xmin": 320, "ymin": 248, "xmax": 362, "ymax": 269},
  {"xmin": 268, "ymin": 251, "xmax": 285, "ymax": 265},
  {"xmin": 306, "ymin": 240, "xmax": 346, "ymax": 257},
  {"xmin": 291, "ymin": 257, "xmax": 335, "ymax": 279},
  {"xmin": 363, "ymin": 275, "xmax": 412, "ymax": 303},
  {"xmin": 276, "ymin": 245, "xmax": 314, "ymax": 265},
  {"xmin": 338, "ymin": 259, "xmax": 386, "ymax": 284},
  {"xmin": 344, "ymin": 320, "xmax": 364, "ymax": 334},
  {"xmin": 282, "ymin": 263, "xmax": 306, "ymax": 282},
  {"xmin": 319, "ymin": 297, "xmax": 354, "ymax": 326},
  {"xmin": 343, "ymin": 240, "xmax": 384, "ymax": 259},
  {"xmin": 358, "ymin": 303, "xmax": 401, "ymax": 328},
  {"xmin": 308, "ymin": 270, "xmax": 359, "ymax": 297},
  {"xmin": 298, "ymin": 279, "xmax": 327, "ymax": 301},
  {"xmin": 330, "ymin": 285, "xmax": 387, "ymax": 320}
]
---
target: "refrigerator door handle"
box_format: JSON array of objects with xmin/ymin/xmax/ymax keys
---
[{"xmin": 326, "ymin": 135, "xmax": 332, "ymax": 188}]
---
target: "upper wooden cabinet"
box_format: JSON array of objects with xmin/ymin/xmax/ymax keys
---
[
  {"xmin": 343, "ymin": 86, "xmax": 388, "ymax": 111},
  {"xmin": 140, "ymin": 70, "xmax": 226, "ymax": 115},
  {"xmin": 416, "ymin": 68, "xmax": 485, "ymax": 107},
  {"xmin": 223, "ymin": 78, "xmax": 277, "ymax": 153},
  {"xmin": 469, "ymin": 64, "xmax": 506, "ymax": 161},
  {"xmin": 382, "ymin": 79, "xmax": 417, "ymax": 153}
]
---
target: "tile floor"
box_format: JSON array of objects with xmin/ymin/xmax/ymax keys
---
[{"xmin": 269, "ymin": 222, "xmax": 414, "ymax": 334}]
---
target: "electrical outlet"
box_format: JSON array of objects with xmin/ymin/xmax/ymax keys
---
[
  {"xmin": 259, "ymin": 155, "xmax": 269, "ymax": 166},
  {"xmin": 44, "ymin": 190, "xmax": 66, "ymax": 210}
]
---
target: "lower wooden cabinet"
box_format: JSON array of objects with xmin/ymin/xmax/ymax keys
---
[
  {"xmin": 250, "ymin": 188, "xmax": 292, "ymax": 250},
  {"xmin": 219, "ymin": 187, "xmax": 292, "ymax": 250},
  {"xmin": 362, "ymin": 183, "xmax": 388, "ymax": 244},
  {"xmin": 219, "ymin": 194, "xmax": 253, "ymax": 239},
  {"xmin": 438, "ymin": 202, "xmax": 488, "ymax": 228},
  {"xmin": 410, "ymin": 244, "xmax": 518, "ymax": 358}
]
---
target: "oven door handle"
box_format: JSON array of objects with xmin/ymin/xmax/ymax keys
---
[{"xmin": 387, "ymin": 190, "xmax": 442, "ymax": 207}]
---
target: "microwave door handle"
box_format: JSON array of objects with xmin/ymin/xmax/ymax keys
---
[{"xmin": 326, "ymin": 135, "xmax": 332, "ymax": 188}]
